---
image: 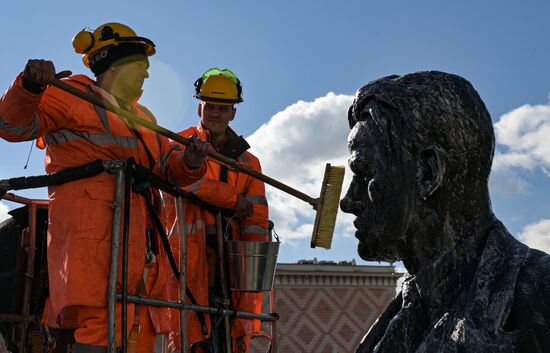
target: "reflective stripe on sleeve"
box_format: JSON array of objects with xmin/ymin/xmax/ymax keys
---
[
  {"xmin": 186, "ymin": 179, "xmax": 203, "ymax": 194},
  {"xmin": 0, "ymin": 115, "xmax": 40, "ymax": 139},
  {"xmin": 160, "ymin": 144, "xmax": 183, "ymax": 176},
  {"xmin": 88, "ymin": 88, "xmax": 111, "ymax": 134},
  {"xmin": 44, "ymin": 129, "xmax": 137, "ymax": 149},
  {"xmin": 245, "ymin": 195, "xmax": 268, "ymax": 206},
  {"xmin": 186, "ymin": 219, "xmax": 205, "ymax": 234},
  {"xmin": 170, "ymin": 219, "xmax": 206, "ymax": 237}
]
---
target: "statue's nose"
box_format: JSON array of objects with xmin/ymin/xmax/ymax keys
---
[{"xmin": 340, "ymin": 183, "xmax": 363, "ymax": 215}]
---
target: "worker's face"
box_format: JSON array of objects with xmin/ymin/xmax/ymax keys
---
[
  {"xmin": 198, "ymin": 102, "xmax": 236, "ymax": 136},
  {"xmin": 340, "ymin": 100, "xmax": 416, "ymax": 262},
  {"xmin": 111, "ymin": 59, "xmax": 149, "ymax": 101}
]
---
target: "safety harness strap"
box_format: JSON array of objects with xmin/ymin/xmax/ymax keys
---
[
  {"xmin": 139, "ymin": 187, "xmax": 209, "ymax": 337},
  {"xmin": 0, "ymin": 159, "xmax": 105, "ymax": 197}
]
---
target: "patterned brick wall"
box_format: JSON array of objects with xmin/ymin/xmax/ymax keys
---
[{"xmin": 250, "ymin": 264, "xmax": 399, "ymax": 353}]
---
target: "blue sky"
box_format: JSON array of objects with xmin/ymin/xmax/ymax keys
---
[{"xmin": 1, "ymin": 0, "xmax": 549, "ymax": 266}]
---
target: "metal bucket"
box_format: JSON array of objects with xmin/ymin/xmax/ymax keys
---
[{"xmin": 226, "ymin": 240, "xmax": 280, "ymax": 292}]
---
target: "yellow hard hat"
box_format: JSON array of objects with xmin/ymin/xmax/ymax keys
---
[
  {"xmin": 194, "ymin": 68, "xmax": 243, "ymax": 105},
  {"xmin": 72, "ymin": 22, "xmax": 155, "ymax": 68}
]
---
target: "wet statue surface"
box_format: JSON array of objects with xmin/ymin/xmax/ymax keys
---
[{"xmin": 340, "ymin": 71, "xmax": 550, "ymax": 353}]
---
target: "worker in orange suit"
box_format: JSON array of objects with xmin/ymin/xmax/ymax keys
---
[
  {"xmin": 165, "ymin": 68, "xmax": 269, "ymax": 353},
  {"xmin": 0, "ymin": 22, "xmax": 209, "ymax": 353}
]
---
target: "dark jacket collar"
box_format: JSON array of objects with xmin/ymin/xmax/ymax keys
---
[{"xmin": 197, "ymin": 123, "xmax": 250, "ymax": 159}]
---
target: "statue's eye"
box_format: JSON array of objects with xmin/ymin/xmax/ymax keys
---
[
  {"xmin": 350, "ymin": 158, "xmax": 376, "ymax": 185},
  {"xmin": 362, "ymin": 167, "xmax": 377, "ymax": 184}
]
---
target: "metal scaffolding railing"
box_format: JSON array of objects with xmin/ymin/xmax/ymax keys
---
[
  {"xmin": 0, "ymin": 159, "xmax": 278, "ymax": 353},
  {"xmin": 0, "ymin": 193, "xmax": 48, "ymax": 353}
]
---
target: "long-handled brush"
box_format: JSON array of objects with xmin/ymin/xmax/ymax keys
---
[
  {"xmin": 310, "ymin": 164, "xmax": 345, "ymax": 248},
  {"xmin": 49, "ymin": 78, "xmax": 345, "ymax": 249}
]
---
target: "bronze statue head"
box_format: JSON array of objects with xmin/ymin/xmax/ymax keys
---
[{"xmin": 341, "ymin": 71, "xmax": 495, "ymax": 271}]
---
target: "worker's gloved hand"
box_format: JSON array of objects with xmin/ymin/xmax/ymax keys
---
[
  {"xmin": 23, "ymin": 59, "xmax": 71, "ymax": 88},
  {"xmin": 234, "ymin": 194, "xmax": 253, "ymax": 219},
  {"xmin": 184, "ymin": 135, "xmax": 209, "ymax": 169}
]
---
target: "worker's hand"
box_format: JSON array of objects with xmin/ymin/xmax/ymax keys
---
[
  {"xmin": 234, "ymin": 194, "xmax": 253, "ymax": 219},
  {"xmin": 23, "ymin": 59, "xmax": 72, "ymax": 86},
  {"xmin": 184, "ymin": 135, "xmax": 209, "ymax": 169}
]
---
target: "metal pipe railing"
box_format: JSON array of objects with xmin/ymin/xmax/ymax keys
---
[
  {"xmin": 18, "ymin": 202, "xmax": 38, "ymax": 353},
  {"xmin": 0, "ymin": 159, "xmax": 279, "ymax": 353},
  {"xmin": 118, "ymin": 294, "xmax": 278, "ymax": 322},
  {"xmin": 175, "ymin": 196, "xmax": 189, "ymax": 353},
  {"xmin": 0, "ymin": 194, "xmax": 48, "ymax": 353},
  {"xmin": 121, "ymin": 159, "xmax": 134, "ymax": 353},
  {"xmin": 215, "ymin": 212, "xmax": 233, "ymax": 353},
  {"xmin": 107, "ymin": 161, "xmax": 126, "ymax": 353},
  {"xmin": 268, "ymin": 224, "xmax": 278, "ymax": 353}
]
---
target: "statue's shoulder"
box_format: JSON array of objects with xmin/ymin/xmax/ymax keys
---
[
  {"xmin": 494, "ymin": 223, "xmax": 550, "ymax": 304},
  {"xmin": 483, "ymin": 222, "xmax": 550, "ymax": 317},
  {"xmin": 521, "ymin": 247, "xmax": 550, "ymax": 295},
  {"xmin": 506, "ymin": 247, "xmax": 550, "ymax": 351}
]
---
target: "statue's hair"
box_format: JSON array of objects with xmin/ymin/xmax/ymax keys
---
[{"xmin": 349, "ymin": 71, "xmax": 495, "ymax": 182}]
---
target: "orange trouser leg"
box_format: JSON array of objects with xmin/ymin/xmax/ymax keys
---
[
  {"xmin": 135, "ymin": 304, "xmax": 156, "ymax": 353},
  {"xmin": 74, "ymin": 304, "xmax": 156, "ymax": 350}
]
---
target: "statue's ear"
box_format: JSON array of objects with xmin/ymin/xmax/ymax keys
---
[{"xmin": 418, "ymin": 145, "xmax": 446, "ymax": 200}]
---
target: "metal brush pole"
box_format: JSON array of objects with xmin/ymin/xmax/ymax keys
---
[{"xmin": 49, "ymin": 78, "xmax": 318, "ymax": 208}]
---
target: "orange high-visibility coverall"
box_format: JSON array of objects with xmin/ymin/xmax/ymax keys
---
[
  {"xmin": 0, "ymin": 74, "xmax": 206, "ymax": 348},
  {"xmin": 165, "ymin": 123, "xmax": 269, "ymax": 351}
]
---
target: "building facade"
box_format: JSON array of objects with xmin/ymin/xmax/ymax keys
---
[{"xmin": 251, "ymin": 260, "xmax": 401, "ymax": 353}]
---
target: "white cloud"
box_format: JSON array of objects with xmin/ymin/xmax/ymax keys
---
[
  {"xmin": 518, "ymin": 219, "xmax": 550, "ymax": 254},
  {"xmin": 489, "ymin": 161, "xmax": 529, "ymax": 196},
  {"xmin": 495, "ymin": 104, "xmax": 550, "ymax": 164},
  {"xmin": 493, "ymin": 103, "xmax": 550, "ymax": 168},
  {"xmin": 490, "ymin": 102, "xmax": 550, "ymax": 195},
  {"xmin": 0, "ymin": 202, "xmax": 10, "ymax": 223},
  {"xmin": 492, "ymin": 152, "xmax": 537, "ymax": 172},
  {"xmin": 247, "ymin": 93, "xmax": 355, "ymax": 240}
]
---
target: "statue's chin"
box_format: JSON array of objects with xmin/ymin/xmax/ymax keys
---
[{"xmin": 357, "ymin": 234, "xmax": 401, "ymax": 262}]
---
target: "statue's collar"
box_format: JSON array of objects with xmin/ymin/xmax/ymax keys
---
[
  {"xmin": 412, "ymin": 214, "xmax": 497, "ymax": 313},
  {"xmin": 465, "ymin": 221, "xmax": 529, "ymax": 331},
  {"xmin": 407, "ymin": 214, "xmax": 529, "ymax": 336}
]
